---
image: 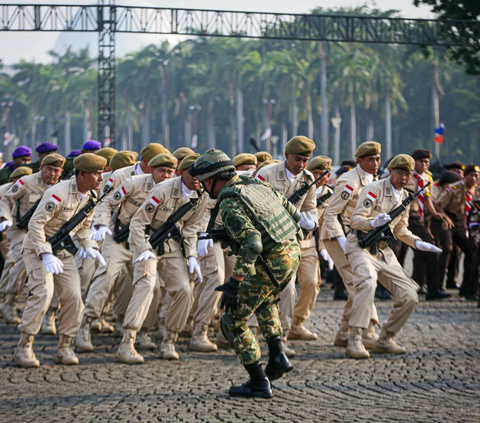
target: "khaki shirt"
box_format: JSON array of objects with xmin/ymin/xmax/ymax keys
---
[
  {"xmin": 0, "ymin": 182, "xmax": 13, "ymax": 199},
  {"xmin": 0, "ymin": 172, "xmax": 46, "ymax": 223},
  {"xmin": 315, "ymin": 184, "xmax": 333, "ymax": 250},
  {"xmin": 23, "ymin": 178, "xmax": 97, "ymax": 257},
  {"xmin": 404, "ymin": 171, "xmax": 433, "ymax": 213},
  {"xmin": 438, "ymin": 181, "xmax": 475, "ymax": 217},
  {"xmin": 200, "ymin": 198, "xmax": 224, "ymax": 233},
  {"xmin": 321, "ymin": 165, "xmax": 372, "ymax": 240},
  {"xmin": 431, "ymin": 182, "xmax": 442, "ymax": 201},
  {"xmin": 95, "ymin": 174, "xmax": 155, "ymax": 228},
  {"xmin": 346, "ymin": 177, "xmax": 420, "ymax": 256},
  {"xmin": 128, "ymin": 177, "xmax": 208, "ymax": 258},
  {"xmin": 255, "ymin": 160, "xmax": 318, "ymax": 221}
]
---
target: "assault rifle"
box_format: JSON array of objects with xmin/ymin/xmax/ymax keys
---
[
  {"xmin": 49, "ymin": 186, "xmax": 113, "ymax": 256},
  {"xmin": 16, "ymin": 197, "xmax": 42, "ymax": 230},
  {"xmin": 147, "ymin": 192, "xmax": 202, "ymax": 256},
  {"xmin": 199, "ymin": 227, "xmax": 280, "ymax": 289},
  {"xmin": 288, "ymin": 169, "xmax": 329, "ymax": 204},
  {"xmin": 357, "ymin": 182, "xmax": 430, "ymax": 255},
  {"xmin": 316, "ymin": 190, "xmax": 332, "ymax": 207}
]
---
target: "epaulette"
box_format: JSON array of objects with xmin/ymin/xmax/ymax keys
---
[{"xmin": 450, "ymin": 181, "xmax": 462, "ymax": 190}]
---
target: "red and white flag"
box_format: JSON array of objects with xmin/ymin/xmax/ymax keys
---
[
  {"xmin": 106, "ymin": 177, "xmax": 114, "ymax": 188},
  {"xmin": 149, "ymin": 195, "xmax": 160, "ymax": 207},
  {"xmin": 119, "ymin": 186, "xmax": 127, "ymax": 198},
  {"xmin": 50, "ymin": 194, "xmax": 61, "ymax": 205},
  {"xmin": 366, "ymin": 191, "xmax": 377, "ymax": 203},
  {"xmin": 15, "ymin": 179, "xmax": 25, "ymax": 189},
  {"xmin": 344, "ymin": 184, "xmax": 354, "ymax": 195}
]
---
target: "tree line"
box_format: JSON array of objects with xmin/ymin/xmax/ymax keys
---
[{"xmin": 0, "ymin": 6, "xmax": 479, "ymax": 164}]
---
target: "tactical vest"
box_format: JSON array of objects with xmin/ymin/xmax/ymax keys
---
[{"xmin": 218, "ymin": 175, "xmax": 299, "ymax": 251}]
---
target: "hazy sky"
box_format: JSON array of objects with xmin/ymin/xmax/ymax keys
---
[{"xmin": 1, "ymin": 0, "xmax": 434, "ymax": 64}]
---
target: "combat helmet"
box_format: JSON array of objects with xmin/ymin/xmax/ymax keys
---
[{"xmin": 189, "ymin": 149, "xmax": 235, "ymax": 181}]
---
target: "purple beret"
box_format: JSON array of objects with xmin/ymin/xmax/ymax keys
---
[
  {"xmin": 36, "ymin": 142, "xmax": 58, "ymax": 154},
  {"xmin": 82, "ymin": 140, "xmax": 102, "ymax": 151},
  {"xmin": 12, "ymin": 146, "xmax": 32, "ymax": 158},
  {"xmin": 66, "ymin": 150, "xmax": 81, "ymax": 158}
]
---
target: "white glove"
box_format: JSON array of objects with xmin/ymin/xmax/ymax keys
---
[
  {"xmin": 197, "ymin": 234, "xmax": 213, "ymax": 258},
  {"xmin": 320, "ymin": 249, "xmax": 334, "ymax": 270},
  {"xmin": 188, "ymin": 256, "xmax": 203, "ymax": 283},
  {"xmin": 336, "ymin": 236, "xmax": 347, "ymax": 252},
  {"xmin": 78, "ymin": 247, "xmax": 88, "ymax": 259},
  {"xmin": 299, "ymin": 211, "xmax": 316, "ymax": 231},
  {"xmin": 370, "ymin": 213, "xmax": 392, "ymax": 229},
  {"xmin": 42, "ymin": 253, "xmax": 64, "ymax": 275},
  {"xmin": 90, "ymin": 224, "xmax": 97, "ymax": 239},
  {"xmin": 92, "ymin": 225, "xmax": 112, "ymax": 242},
  {"xmin": 85, "ymin": 247, "xmax": 107, "ymax": 266},
  {"xmin": 415, "ymin": 240, "xmax": 442, "ymax": 253},
  {"xmin": 134, "ymin": 250, "xmax": 156, "ymax": 264},
  {"xmin": 0, "ymin": 220, "xmax": 12, "ymax": 232}
]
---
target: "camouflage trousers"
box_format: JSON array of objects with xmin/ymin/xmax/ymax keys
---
[{"xmin": 224, "ymin": 239, "xmax": 301, "ymax": 365}]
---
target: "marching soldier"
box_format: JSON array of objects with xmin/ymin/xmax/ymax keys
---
[
  {"xmin": 76, "ymin": 153, "xmax": 178, "ymax": 359},
  {"xmin": 320, "ymin": 141, "xmax": 382, "ymax": 349},
  {"xmin": 13, "ymin": 154, "xmax": 107, "ymax": 368},
  {"xmin": 0, "ymin": 154, "xmax": 65, "ymax": 324},
  {"xmin": 172, "ymin": 147, "xmax": 195, "ymax": 170},
  {"xmin": 254, "ymin": 151, "xmax": 273, "ymax": 167},
  {"xmin": 433, "ymin": 164, "xmax": 480, "ymax": 299},
  {"xmin": 444, "ymin": 161, "xmax": 465, "ymax": 177},
  {"xmin": 60, "ymin": 141, "xmax": 102, "ymax": 181},
  {"xmin": 431, "ymin": 170, "xmax": 462, "ymax": 201},
  {"xmin": 190, "ymin": 149, "xmax": 302, "ymax": 398},
  {"xmin": 406, "ymin": 149, "xmax": 453, "ymax": 300},
  {"xmin": 0, "ymin": 146, "xmax": 32, "ymax": 186},
  {"xmin": 345, "ymin": 154, "xmax": 441, "ymax": 359},
  {"xmin": 95, "ymin": 147, "xmax": 118, "ymax": 173},
  {"xmin": 21, "ymin": 142, "xmax": 58, "ymax": 173},
  {"xmin": 121, "ymin": 153, "xmax": 207, "ymax": 362},
  {"xmin": 234, "ymin": 153, "xmax": 258, "ymax": 173},
  {"xmin": 255, "ymin": 137, "xmax": 319, "ymax": 353}
]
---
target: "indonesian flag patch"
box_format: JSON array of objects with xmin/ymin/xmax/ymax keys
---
[
  {"xmin": 341, "ymin": 184, "xmax": 354, "ymax": 200},
  {"xmin": 106, "ymin": 177, "xmax": 114, "ymax": 187},
  {"xmin": 257, "ymin": 174, "xmax": 265, "ymax": 181},
  {"xmin": 149, "ymin": 196, "xmax": 160, "ymax": 207},
  {"xmin": 12, "ymin": 178, "xmax": 25, "ymax": 193},
  {"xmin": 146, "ymin": 195, "xmax": 160, "ymax": 213},
  {"xmin": 45, "ymin": 193, "xmax": 61, "ymax": 212},
  {"xmin": 366, "ymin": 191, "xmax": 377, "ymax": 202},
  {"xmin": 50, "ymin": 194, "xmax": 62, "ymax": 205}
]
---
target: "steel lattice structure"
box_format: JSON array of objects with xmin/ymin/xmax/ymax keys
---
[{"xmin": 2, "ymin": 3, "xmax": 479, "ymax": 145}]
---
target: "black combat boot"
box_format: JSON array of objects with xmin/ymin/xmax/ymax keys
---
[
  {"xmin": 265, "ymin": 336, "xmax": 293, "ymax": 381},
  {"xmin": 228, "ymin": 361, "xmax": 273, "ymax": 399}
]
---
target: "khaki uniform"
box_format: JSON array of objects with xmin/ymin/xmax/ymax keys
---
[
  {"xmin": 346, "ymin": 177, "xmax": 420, "ymax": 333},
  {"xmin": 83, "ymin": 174, "xmax": 158, "ymax": 329},
  {"xmin": 126, "ymin": 177, "xmax": 208, "ymax": 333},
  {"xmin": 256, "ymin": 161, "xmax": 319, "ymax": 331},
  {"xmin": 19, "ymin": 178, "xmax": 98, "ymax": 336},
  {"xmin": 0, "ymin": 182, "xmax": 13, "ymax": 294},
  {"xmin": 0, "ymin": 173, "xmax": 47, "ymax": 297},
  {"xmin": 315, "ymin": 184, "xmax": 333, "ymax": 251},
  {"xmin": 320, "ymin": 165, "xmax": 379, "ymax": 326}
]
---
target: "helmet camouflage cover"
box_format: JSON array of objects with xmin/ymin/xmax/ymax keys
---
[{"xmin": 189, "ymin": 149, "xmax": 235, "ymax": 181}]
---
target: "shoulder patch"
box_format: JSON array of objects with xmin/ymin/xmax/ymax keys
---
[{"xmin": 45, "ymin": 202, "xmax": 56, "ymax": 212}]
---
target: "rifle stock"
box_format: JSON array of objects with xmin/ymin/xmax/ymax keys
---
[{"xmin": 16, "ymin": 197, "xmax": 42, "ymax": 230}]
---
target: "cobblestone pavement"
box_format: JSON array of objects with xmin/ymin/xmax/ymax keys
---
[{"xmin": 1, "ymin": 288, "xmax": 479, "ymax": 422}]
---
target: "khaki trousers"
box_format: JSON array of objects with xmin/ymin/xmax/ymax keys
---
[
  {"xmin": 124, "ymin": 248, "xmax": 193, "ymax": 333},
  {"xmin": 5, "ymin": 229, "xmax": 27, "ymax": 295},
  {"xmin": 348, "ymin": 249, "xmax": 419, "ymax": 333},
  {"xmin": 279, "ymin": 244, "xmax": 320, "ymax": 331},
  {"xmin": 324, "ymin": 238, "xmax": 379, "ymax": 325},
  {"xmin": 0, "ymin": 237, "xmax": 11, "ymax": 294},
  {"xmin": 19, "ymin": 250, "xmax": 83, "ymax": 337}
]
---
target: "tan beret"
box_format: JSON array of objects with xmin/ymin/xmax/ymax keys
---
[
  {"xmin": 148, "ymin": 153, "xmax": 177, "ymax": 169},
  {"xmin": 285, "ymin": 136, "xmax": 316, "ymax": 157},
  {"xmin": 307, "ymin": 155, "xmax": 332, "ymax": 172},
  {"xmin": 141, "ymin": 143, "xmax": 170, "ymax": 162},
  {"xmin": 41, "ymin": 153, "xmax": 66, "ymax": 168},
  {"xmin": 234, "ymin": 153, "xmax": 257, "ymax": 168},
  {"xmin": 172, "ymin": 147, "xmax": 195, "ymax": 161},
  {"xmin": 388, "ymin": 154, "xmax": 415, "ymax": 171},
  {"xmin": 179, "ymin": 153, "xmax": 201, "ymax": 171},
  {"xmin": 10, "ymin": 166, "xmax": 33, "ymax": 179},
  {"xmin": 254, "ymin": 151, "xmax": 273, "ymax": 163},
  {"xmin": 256, "ymin": 160, "xmax": 275, "ymax": 172},
  {"xmin": 109, "ymin": 151, "xmax": 137, "ymax": 171},
  {"xmin": 73, "ymin": 153, "xmax": 107, "ymax": 173},
  {"xmin": 95, "ymin": 147, "xmax": 118, "ymax": 162},
  {"xmin": 355, "ymin": 141, "xmax": 381, "ymax": 158}
]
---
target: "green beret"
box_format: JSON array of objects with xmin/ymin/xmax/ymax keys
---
[
  {"xmin": 179, "ymin": 153, "xmax": 201, "ymax": 171},
  {"xmin": 10, "ymin": 166, "xmax": 33, "ymax": 179},
  {"xmin": 96, "ymin": 147, "xmax": 118, "ymax": 162},
  {"xmin": 388, "ymin": 154, "xmax": 415, "ymax": 171},
  {"xmin": 109, "ymin": 151, "xmax": 137, "ymax": 171},
  {"xmin": 141, "ymin": 143, "xmax": 170, "ymax": 162},
  {"xmin": 307, "ymin": 155, "xmax": 332, "ymax": 171},
  {"xmin": 73, "ymin": 153, "xmax": 107, "ymax": 173},
  {"xmin": 148, "ymin": 153, "xmax": 177, "ymax": 169},
  {"xmin": 285, "ymin": 136, "xmax": 316, "ymax": 157},
  {"xmin": 172, "ymin": 147, "xmax": 195, "ymax": 161},
  {"xmin": 41, "ymin": 153, "xmax": 66, "ymax": 168},
  {"xmin": 234, "ymin": 153, "xmax": 257, "ymax": 167},
  {"xmin": 411, "ymin": 148, "xmax": 432, "ymax": 160},
  {"xmin": 464, "ymin": 164, "xmax": 480, "ymax": 176},
  {"xmin": 254, "ymin": 151, "xmax": 273, "ymax": 163},
  {"xmin": 355, "ymin": 141, "xmax": 381, "ymax": 158}
]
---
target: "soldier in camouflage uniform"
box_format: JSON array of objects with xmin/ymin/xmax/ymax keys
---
[{"xmin": 190, "ymin": 149, "xmax": 301, "ymax": 399}]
